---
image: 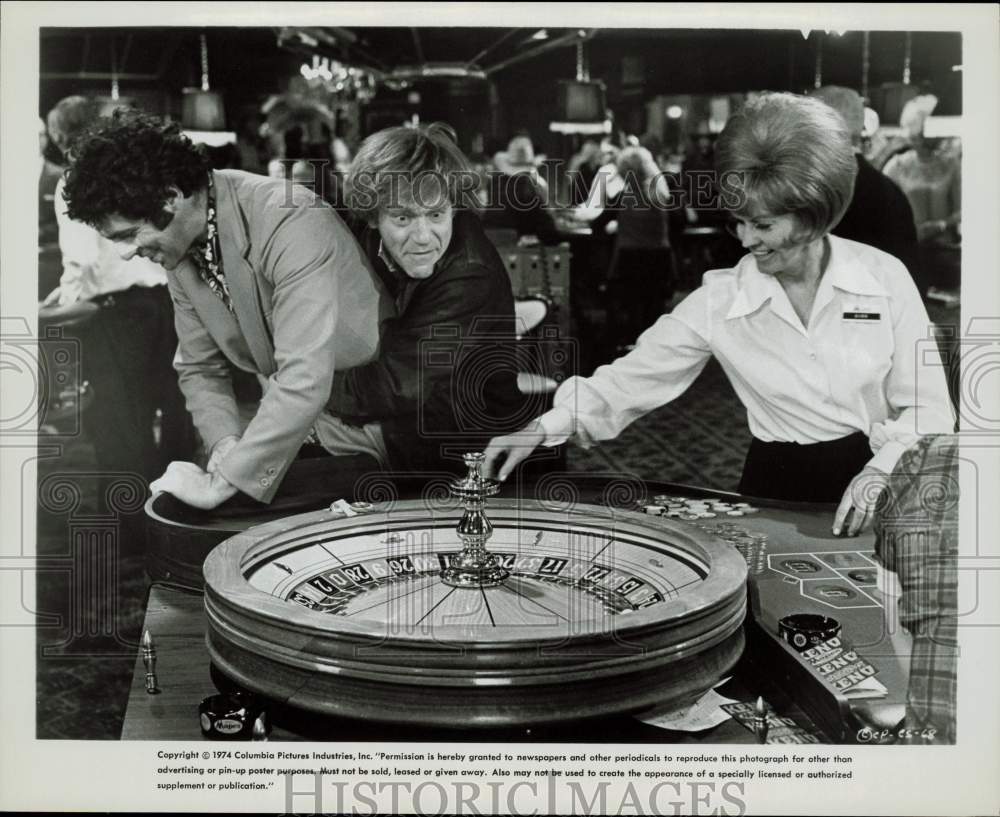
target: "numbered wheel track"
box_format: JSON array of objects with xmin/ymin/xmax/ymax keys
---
[{"xmin": 204, "ymin": 499, "xmax": 747, "ymax": 727}]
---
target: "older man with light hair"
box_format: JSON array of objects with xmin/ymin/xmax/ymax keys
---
[{"xmin": 811, "ymin": 85, "xmax": 922, "ymax": 294}]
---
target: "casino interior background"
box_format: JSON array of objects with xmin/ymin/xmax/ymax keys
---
[{"xmin": 34, "ymin": 26, "xmax": 962, "ymax": 738}]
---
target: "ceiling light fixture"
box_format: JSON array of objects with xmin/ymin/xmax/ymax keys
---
[
  {"xmin": 110, "ymin": 36, "xmax": 119, "ymax": 100},
  {"xmin": 182, "ymin": 32, "xmax": 235, "ymax": 146}
]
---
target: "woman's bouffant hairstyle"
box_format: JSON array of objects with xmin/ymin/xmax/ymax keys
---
[
  {"xmin": 63, "ymin": 109, "xmax": 211, "ymax": 229},
  {"xmin": 344, "ymin": 122, "xmax": 476, "ymax": 223},
  {"xmin": 715, "ymin": 92, "xmax": 857, "ymax": 241}
]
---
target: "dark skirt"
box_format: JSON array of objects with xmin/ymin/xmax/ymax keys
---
[{"xmin": 738, "ymin": 431, "xmax": 872, "ymax": 503}]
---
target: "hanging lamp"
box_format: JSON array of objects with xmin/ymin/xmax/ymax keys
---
[{"xmin": 182, "ymin": 33, "xmax": 235, "ymax": 146}]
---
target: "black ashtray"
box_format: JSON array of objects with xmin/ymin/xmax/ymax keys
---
[
  {"xmin": 198, "ymin": 692, "xmax": 260, "ymax": 740},
  {"xmin": 778, "ymin": 614, "xmax": 841, "ymax": 652}
]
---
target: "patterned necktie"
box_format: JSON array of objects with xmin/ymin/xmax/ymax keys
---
[{"xmin": 188, "ymin": 174, "xmax": 234, "ymax": 313}]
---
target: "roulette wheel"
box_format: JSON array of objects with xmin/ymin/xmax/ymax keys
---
[{"xmin": 202, "ymin": 455, "xmax": 748, "ymax": 728}]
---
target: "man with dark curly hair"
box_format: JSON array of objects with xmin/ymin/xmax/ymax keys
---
[
  {"xmin": 63, "ymin": 111, "xmax": 389, "ymax": 509},
  {"xmin": 42, "ymin": 97, "xmax": 193, "ymax": 491}
]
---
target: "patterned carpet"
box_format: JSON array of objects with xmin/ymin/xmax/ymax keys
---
[
  {"xmin": 566, "ymin": 357, "xmax": 750, "ymax": 489},
  {"xmin": 35, "ymin": 438, "xmax": 151, "ymax": 740}
]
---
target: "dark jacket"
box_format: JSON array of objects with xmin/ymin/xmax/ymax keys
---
[
  {"xmin": 833, "ymin": 154, "xmax": 921, "ymax": 283},
  {"xmin": 328, "ymin": 210, "xmax": 531, "ymax": 472},
  {"xmin": 591, "ymin": 176, "xmax": 672, "ymax": 250},
  {"xmin": 480, "ymin": 171, "xmax": 562, "ymax": 245}
]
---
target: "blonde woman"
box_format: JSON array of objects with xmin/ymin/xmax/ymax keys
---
[{"xmin": 485, "ymin": 93, "xmax": 955, "ymax": 536}]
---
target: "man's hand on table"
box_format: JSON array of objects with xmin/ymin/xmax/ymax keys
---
[{"xmin": 151, "ymin": 461, "xmax": 239, "ymax": 510}]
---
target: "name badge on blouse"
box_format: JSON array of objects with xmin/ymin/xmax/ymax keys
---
[{"xmin": 842, "ymin": 311, "xmax": 881, "ymax": 322}]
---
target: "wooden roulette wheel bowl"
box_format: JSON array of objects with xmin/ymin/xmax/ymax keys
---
[
  {"xmin": 145, "ymin": 491, "xmax": 297, "ymax": 590},
  {"xmin": 144, "ymin": 453, "xmax": 393, "ymax": 589},
  {"xmin": 202, "ymin": 490, "xmax": 748, "ymax": 728}
]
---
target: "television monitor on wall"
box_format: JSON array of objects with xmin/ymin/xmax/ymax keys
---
[{"xmin": 557, "ymin": 80, "xmax": 606, "ymax": 122}]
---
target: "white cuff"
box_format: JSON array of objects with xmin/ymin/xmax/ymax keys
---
[
  {"xmin": 867, "ymin": 439, "xmax": 909, "ymax": 475},
  {"xmin": 537, "ymin": 406, "xmax": 576, "ymax": 447}
]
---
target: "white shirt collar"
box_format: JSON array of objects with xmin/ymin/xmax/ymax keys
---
[{"xmin": 725, "ymin": 235, "xmax": 890, "ymax": 321}]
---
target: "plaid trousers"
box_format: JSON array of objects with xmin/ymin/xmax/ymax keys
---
[{"xmin": 874, "ymin": 434, "xmax": 959, "ymax": 744}]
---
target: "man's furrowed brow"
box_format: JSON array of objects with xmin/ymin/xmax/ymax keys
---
[
  {"xmin": 102, "ymin": 226, "xmax": 138, "ymax": 241},
  {"xmin": 386, "ymin": 200, "xmax": 449, "ymax": 217},
  {"xmin": 385, "ymin": 205, "xmax": 418, "ymax": 217}
]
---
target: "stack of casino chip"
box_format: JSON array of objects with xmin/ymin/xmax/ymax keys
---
[
  {"xmin": 696, "ymin": 522, "xmax": 770, "ymax": 547},
  {"xmin": 642, "ymin": 495, "xmax": 760, "ymax": 521},
  {"xmin": 691, "ymin": 521, "xmax": 770, "ymax": 569}
]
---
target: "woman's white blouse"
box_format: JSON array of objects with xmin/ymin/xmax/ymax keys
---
[{"xmin": 539, "ymin": 235, "xmax": 955, "ymax": 475}]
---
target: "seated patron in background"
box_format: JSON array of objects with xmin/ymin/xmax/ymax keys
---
[
  {"xmin": 567, "ymin": 138, "xmax": 602, "ymax": 207},
  {"xmin": 810, "ymin": 85, "xmax": 921, "ymax": 295},
  {"xmin": 328, "ymin": 123, "xmax": 530, "ymax": 472},
  {"xmin": 63, "ymin": 111, "xmax": 389, "ymax": 510},
  {"xmin": 485, "ymin": 93, "xmax": 955, "ymax": 536},
  {"xmin": 42, "ymin": 96, "xmax": 193, "ymax": 485},
  {"xmin": 883, "ymin": 95, "xmax": 961, "ymax": 247},
  {"xmin": 883, "ymin": 95, "xmax": 961, "ymax": 296},
  {"xmin": 572, "ymin": 139, "xmax": 624, "ymax": 224},
  {"xmin": 38, "ymin": 116, "xmax": 63, "ymax": 245},
  {"xmin": 481, "ymin": 134, "xmax": 561, "ymax": 245},
  {"xmin": 591, "ymin": 145, "xmax": 676, "ymax": 353},
  {"xmin": 680, "ymin": 132, "xmax": 724, "ymax": 226}
]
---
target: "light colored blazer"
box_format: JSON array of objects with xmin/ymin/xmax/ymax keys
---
[{"xmin": 169, "ymin": 169, "xmax": 387, "ymax": 502}]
